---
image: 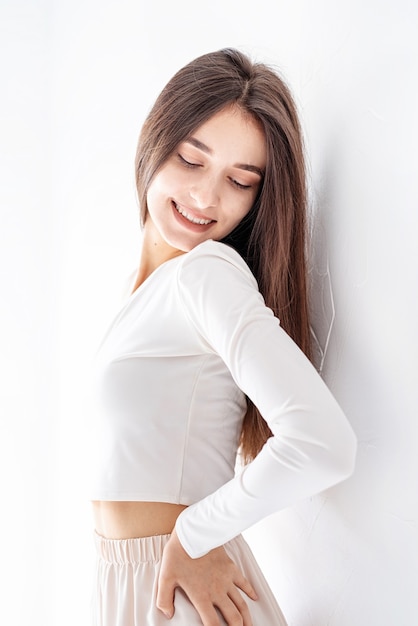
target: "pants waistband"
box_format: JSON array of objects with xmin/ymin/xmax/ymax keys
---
[{"xmin": 94, "ymin": 531, "xmax": 171, "ymax": 564}]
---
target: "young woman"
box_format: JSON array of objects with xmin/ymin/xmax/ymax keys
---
[{"xmin": 91, "ymin": 48, "xmax": 357, "ymax": 625}]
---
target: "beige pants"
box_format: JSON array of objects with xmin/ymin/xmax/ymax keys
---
[{"xmin": 93, "ymin": 532, "xmax": 288, "ymax": 625}]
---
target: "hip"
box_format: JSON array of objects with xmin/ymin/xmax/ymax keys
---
[{"xmin": 93, "ymin": 531, "xmax": 288, "ymax": 625}]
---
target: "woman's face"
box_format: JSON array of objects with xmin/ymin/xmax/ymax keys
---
[{"xmin": 145, "ymin": 105, "xmax": 267, "ymax": 253}]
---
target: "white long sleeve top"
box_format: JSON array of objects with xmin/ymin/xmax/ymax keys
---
[{"xmin": 91, "ymin": 240, "xmax": 357, "ymax": 558}]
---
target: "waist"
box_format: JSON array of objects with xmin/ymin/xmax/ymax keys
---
[{"xmin": 92, "ymin": 501, "xmax": 188, "ymax": 539}]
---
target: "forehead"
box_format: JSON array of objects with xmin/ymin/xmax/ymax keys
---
[{"xmin": 189, "ymin": 106, "xmax": 267, "ymax": 169}]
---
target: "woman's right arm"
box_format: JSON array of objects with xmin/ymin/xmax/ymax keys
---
[{"xmin": 174, "ymin": 241, "xmax": 357, "ymax": 559}]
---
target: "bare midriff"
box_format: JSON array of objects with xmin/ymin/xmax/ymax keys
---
[{"xmin": 92, "ymin": 501, "xmax": 188, "ymax": 539}]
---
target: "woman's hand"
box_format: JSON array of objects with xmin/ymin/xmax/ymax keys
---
[{"xmin": 156, "ymin": 528, "xmax": 258, "ymax": 625}]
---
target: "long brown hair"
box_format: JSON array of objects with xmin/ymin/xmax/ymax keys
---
[{"xmin": 135, "ymin": 48, "xmax": 311, "ymax": 462}]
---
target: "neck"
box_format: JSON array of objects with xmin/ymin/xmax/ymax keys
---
[{"xmin": 131, "ymin": 218, "xmax": 184, "ymax": 292}]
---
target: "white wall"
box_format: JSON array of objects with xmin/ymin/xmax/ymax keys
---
[
  {"xmin": 1, "ymin": 1, "xmax": 417, "ymax": 624},
  {"xmin": 0, "ymin": 1, "xmax": 57, "ymax": 622}
]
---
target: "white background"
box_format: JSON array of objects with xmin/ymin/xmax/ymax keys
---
[{"xmin": 1, "ymin": 1, "xmax": 417, "ymax": 624}]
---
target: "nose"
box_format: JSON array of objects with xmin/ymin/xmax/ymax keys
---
[{"xmin": 188, "ymin": 174, "xmax": 219, "ymax": 210}]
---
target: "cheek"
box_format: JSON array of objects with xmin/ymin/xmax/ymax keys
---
[
  {"xmin": 145, "ymin": 186, "xmax": 159, "ymax": 218},
  {"xmin": 229, "ymin": 195, "xmax": 254, "ymax": 224},
  {"xmin": 146, "ymin": 175, "xmax": 173, "ymax": 215}
]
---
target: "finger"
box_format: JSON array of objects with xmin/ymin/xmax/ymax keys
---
[
  {"xmin": 156, "ymin": 575, "xmax": 176, "ymax": 619},
  {"xmin": 227, "ymin": 588, "xmax": 253, "ymax": 626},
  {"xmin": 233, "ymin": 574, "xmax": 258, "ymax": 602},
  {"xmin": 191, "ymin": 600, "xmax": 223, "ymax": 626},
  {"xmin": 215, "ymin": 594, "xmax": 247, "ymax": 626}
]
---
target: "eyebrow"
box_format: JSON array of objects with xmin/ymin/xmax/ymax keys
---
[{"xmin": 185, "ymin": 137, "xmax": 265, "ymax": 178}]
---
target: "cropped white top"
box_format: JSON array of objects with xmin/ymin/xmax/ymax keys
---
[{"xmin": 91, "ymin": 240, "xmax": 357, "ymax": 558}]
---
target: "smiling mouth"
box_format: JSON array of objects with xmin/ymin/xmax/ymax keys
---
[{"xmin": 173, "ymin": 202, "xmax": 215, "ymax": 226}]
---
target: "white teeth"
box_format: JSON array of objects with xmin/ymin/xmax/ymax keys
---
[{"xmin": 175, "ymin": 203, "xmax": 213, "ymax": 225}]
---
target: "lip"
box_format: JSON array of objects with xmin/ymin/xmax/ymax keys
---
[{"xmin": 172, "ymin": 201, "xmax": 216, "ymax": 230}]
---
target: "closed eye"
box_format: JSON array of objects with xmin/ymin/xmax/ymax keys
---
[
  {"xmin": 177, "ymin": 153, "xmax": 200, "ymax": 168},
  {"xmin": 230, "ymin": 178, "xmax": 252, "ymax": 190}
]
